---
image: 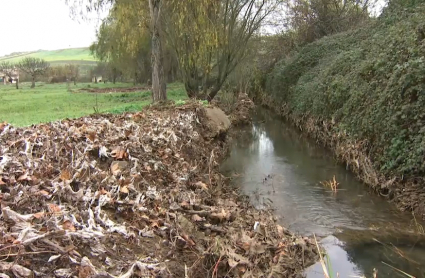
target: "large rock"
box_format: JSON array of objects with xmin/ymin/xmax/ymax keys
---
[{"xmin": 203, "ymin": 107, "xmax": 231, "ymax": 138}]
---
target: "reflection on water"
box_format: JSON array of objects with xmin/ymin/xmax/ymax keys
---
[{"xmin": 221, "ymin": 108, "xmax": 425, "ymax": 278}]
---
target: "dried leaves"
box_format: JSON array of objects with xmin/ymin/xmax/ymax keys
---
[{"xmin": 0, "ymin": 104, "xmax": 318, "ymax": 277}]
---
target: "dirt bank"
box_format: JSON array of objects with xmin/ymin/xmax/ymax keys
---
[
  {"xmin": 257, "ymin": 94, "xmax": 425, "ymax": 220},
  {"xmin": 0, "ymin": 102, "xmax": 318, "ymax": 277}
]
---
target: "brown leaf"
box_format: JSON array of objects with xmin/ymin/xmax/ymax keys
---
[
  {"xmin": 0, "ymin": 121, "xmax": 7, "ymax": 131},
  {"xmin": 120, "ymin": 186, "xmax": 129, "ymax": 194},
  {"xmin": 195, "ymin": 181, "xmax": 208, "ymax": 191},
  {"xmin": 33, "ymin": 212, "xmax": 45, "ymax": 219},
  {"xmin": 191, "ymin": 214, "xmax": 204, "ymax": 222},
  {"xmin": 48, "ymin": 204, "xmax": 62, "ymax": 214},
  {"xmin": 62, "ymin": 220, "xmax": 76, "ymax": 231},
  {"xmin": 30, "ymin": 175, "xmax": 39, "ymax": 185},
  {"xmin": 87, "ymin": 131, "xmax": 96, "ymax": 142},
  {"xmin": 111, "ymin": 163, "xmax": 121, "ymax": 175},
  {"xmin": 60, "ymin": 170, "xmax": 71, "ymax": 181},
  {"xmin": 210, "ymin": 209, "xmax": 230, "ymax": 222},
  {"xmin": 150, "ymin": 220, "xmax": 160, "ymax": 228},
  {"xmin": 180, "ymin": 201, "xmax": 190, "ymax": 209},
  {"xmin": 182, "ymin": 234, "xmax": 196, "ymax": 246},
  {"xmin": 111, "ymin": 147, "xmax": 128, "ymax": 160},
  {"xmin": 0, "ymin": 177, "xmax": 5, "ymax": 185},
  {"xmin": 110, "ymin": 161, "xmax": 128, "ymax": 175},
  {"xmin": 37, "ymin": 190, "xmax": 50, "ymax": 196},
  {"xmin": 18, "ymin": 173, "xmax": 30, "ymax": 182}
]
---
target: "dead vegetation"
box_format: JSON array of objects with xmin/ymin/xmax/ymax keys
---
[
  {"xmin": 214, "ymin": 93, "xmax": 255, "ymax": 126},
  {"xmin": 320, "ymin": 176, "xmax": 339, "ymax": 192},
  {"xmin": 0, "ymin": 102, "xmax": 318, "ymax": 277}
]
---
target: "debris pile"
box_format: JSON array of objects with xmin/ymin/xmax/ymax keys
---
[
  {"xmin": 214, "ymin": 93, "xmax": 255, "ymax": 126},
  {"xmin": 0, "ymin": 104, "xmax": 318, "ymax": 277}
]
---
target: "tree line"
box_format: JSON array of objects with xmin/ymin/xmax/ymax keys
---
[
  {"xmin": 2, "ymin": 0, "xmax": 375, "ymax": 97},
  {"xmin": 65, "ymin": 0, "xmax": 375, "ymax": 103}
]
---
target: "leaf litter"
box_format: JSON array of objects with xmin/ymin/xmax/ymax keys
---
[{"xmin": 0, "ymin": 101, "xmax": 318, "ymax": 278}]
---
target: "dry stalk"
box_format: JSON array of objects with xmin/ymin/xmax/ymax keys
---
[
  {"xmin": 320, "ymin": 175, "xmax": 339, "ymax": 192},
  {"xmin": 411, "ymin": 212, "xmax": 424, "ymax": 235},
  {"xmin": 313, "ymin": 234, "xmax": 330, "ymax": 278}
]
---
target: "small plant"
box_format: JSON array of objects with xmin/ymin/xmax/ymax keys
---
[
  {"xmin": 320, "ymin": 175, "xmax": 339, "ymax": 192},
  {"xmin": 175, "ymin": 99, "xmax": 186, "ymax": 106},
  {"xmin": 199, "ymin": 100, "xmax": 208, "ymax": 106}
]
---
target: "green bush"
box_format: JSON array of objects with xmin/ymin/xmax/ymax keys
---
[{"xmin": 266, "ymin": 2, "xmax": 425, "ymax": 177}]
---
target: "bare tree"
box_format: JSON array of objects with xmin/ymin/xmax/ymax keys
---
[
  {"xmin": 164, "ymin": 0, "xmax": 282, "ymax": 101},
  {"xmin": 17, "ymin": 58, "xmax": 50, "ymax": 88},
  {"xmin": 0, "ymin": 61, "xmax": 19, "ymax": 89},
  {"xmin": 65, "ymin": 64, "xmax": 80, "ymax": 85}
]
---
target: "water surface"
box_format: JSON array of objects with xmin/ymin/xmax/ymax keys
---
[{"xmin": 221, "ymin": 108, "xmax": 425, "ymax": 278}]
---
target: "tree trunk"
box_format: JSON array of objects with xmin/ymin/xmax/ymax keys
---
[
  {"xmin": 31, "ymin": 76, "xmax": 35, "ymax": 88},
  {"xmin": 149, "ymin": 0, "xmax": 167, "ymax": 102},
  {"xmin": 74, "ymin": 78, "xmax": 76, "ymax": 85},
  {"xmin": 16, "ymin": 79, "xmax": 19, "ymax": 89},
  {"xmin": 184, "ymin": 82, "xmax": 198, "ymax": 98},
  {"xmin": 207, "ymin": 88, "xmax": 220, "ymax": 102}
]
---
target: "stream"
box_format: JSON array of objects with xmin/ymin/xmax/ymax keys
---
[{"xmin": 221, "ymin": 108, "xmax": 425, "ymax": 278}]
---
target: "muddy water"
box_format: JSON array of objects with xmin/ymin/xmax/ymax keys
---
[{"xmin": 221, "ymin": 108, "xmax": 425, "ymax": 278}]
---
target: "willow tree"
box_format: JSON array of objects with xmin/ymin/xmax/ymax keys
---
[
  {"xmin": 164, "ymin": 0, "xmax": 281, "ymax": 101},
  {"xmin": 66, "ymin": 0, "xmax": 167, "ymax": 102},
  {"xmin": 90, "ymin": 0, "xmax": 152, "ymax": 84}
]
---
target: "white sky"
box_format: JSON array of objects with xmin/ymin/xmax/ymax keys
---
[
  {"xmin": 0, "ymin": 0, "xmax": 387, "ymax": 57},
  {"xmin": 0, "ymin": 0, "xmax": 106, "ymax": 57}
]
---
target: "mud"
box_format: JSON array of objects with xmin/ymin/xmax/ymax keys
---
[{"xmin": 0, "ymin": 101, "xmax": 318, "ymax": 277}]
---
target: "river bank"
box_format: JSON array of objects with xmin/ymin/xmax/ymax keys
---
[
  {"xmin": 220, "ymin": 107, "xmax": 425, "ymax": 277},
  {"xmin": 0, "ymin": 100, "xmax": 318, "ymax": 277},
  {"xmin": 254, "ymin": 94, "xmax": 425, "ymax": 220},
  {"xmin": 252, "ymin": 0, "xmax": 425, "ymax": 219}
]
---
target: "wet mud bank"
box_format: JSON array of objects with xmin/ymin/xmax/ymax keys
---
[
  {"xmin": 255, "ymin": 95, "xmax": 425, "ymax": 219},
  {"xmin": 0, "ymin": 100, "xmax": 318, "ymax": 278}
]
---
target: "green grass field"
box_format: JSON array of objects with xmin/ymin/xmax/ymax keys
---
[
  {"xmin": 0, "ymin": 48, "xmax": 97, "ymax": 63},
  {"xmin": 0, "ymin": 82, "xmax": 187, "ymax": 126}
]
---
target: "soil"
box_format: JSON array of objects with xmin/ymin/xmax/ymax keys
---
[
  {"xmin": 257, "ymin": 94, "xmax": 425, "ymax": 220},
  {"xmin": 79, "ymin": 87, "xmax": 150, "ymax": 93},
  {"xmin": 0, "ymin": 100, "xmax": 319, "ymax": 277}
]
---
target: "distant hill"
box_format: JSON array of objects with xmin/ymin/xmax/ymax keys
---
[{"xmin": 0, "ymin": 48, "xmax": 98, "ymax": 66}]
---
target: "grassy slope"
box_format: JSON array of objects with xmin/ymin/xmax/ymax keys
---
[
  {"xmin": 0, "ymin": 48, "xmax": 96, "ymax": 63},
  {"xmin": 266, "ymin": 1, "xmax": 425, "ymax": 178},
  {"xmin": 0, "ymin": 82, "xmax": 186, "ymax": 126}
]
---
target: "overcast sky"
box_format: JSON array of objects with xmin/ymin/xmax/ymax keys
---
[
  {"xmin": 0, "ymin": 0, "xmax": 106, "ymax": 57},
  {"xmin": 0, "ymin": 0, "xmax": 387, "ymax": 57}
]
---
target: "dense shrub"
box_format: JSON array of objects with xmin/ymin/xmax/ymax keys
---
[{"xmin": 266, "ymin": 1, "xmax": 425, "ymax": 177}]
